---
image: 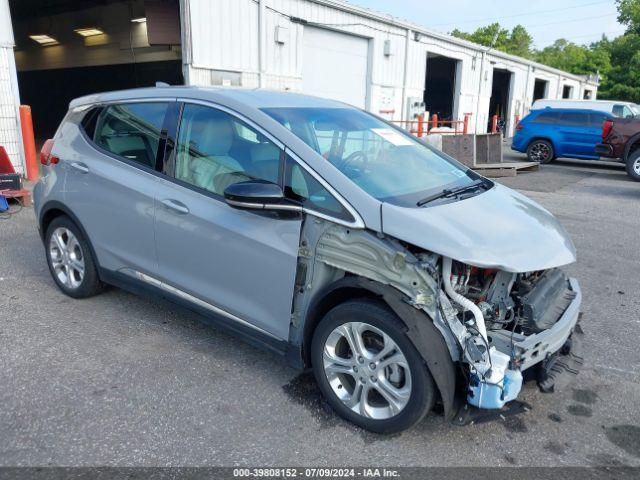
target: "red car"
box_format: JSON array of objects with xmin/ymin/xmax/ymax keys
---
[{"xmin": 596, "ymin": 117, "xmax": 640, "ymax": 181}]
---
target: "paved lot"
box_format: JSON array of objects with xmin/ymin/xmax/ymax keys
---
[{"xmin": 1, "ymin": 152, "xmax": 640, "ymax": 467}]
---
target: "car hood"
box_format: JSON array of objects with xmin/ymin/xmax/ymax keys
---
[{"xmin": 380, "ymin": 184, "xmax": 576, "ymax": 272}]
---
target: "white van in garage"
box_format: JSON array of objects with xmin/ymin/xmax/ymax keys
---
[{"xmin": 532, "ymin": 99, "xmax": 639, "ymax": 118}]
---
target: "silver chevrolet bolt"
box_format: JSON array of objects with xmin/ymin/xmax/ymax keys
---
[{"xmin": 34, "ymin": 87, "xmax": 583, "ymax": 433}]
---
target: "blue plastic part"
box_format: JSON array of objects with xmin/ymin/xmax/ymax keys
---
[
  {"xmin": 0, "ymin": 195, "xmax": 8, "ymax": 212},
  {"xmin": 467, "ymin": 369, "xmax": 523, "ymax": 409}
]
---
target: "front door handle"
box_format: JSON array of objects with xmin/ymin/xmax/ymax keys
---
[
  {"xmin": 160, "ymin": 199, "xmax": 190, "ymax": 215},
  {"xmin": 71, "ymin": 162, "xmax": 89, "ymax": 174}
]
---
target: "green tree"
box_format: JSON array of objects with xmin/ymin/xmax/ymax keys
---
[
  {"xmin": 617, "ymin": 0, "xmax": 640, "ymax": 34},
  {"xmin": 451, "ymin": 23, "xmax": 534, "ymax": 59},
  {"xmin": 598, "ymin": 33, "xmax": 640, "ymax": 102},
  {"xmin": 535, "ymin": 39, "xmax": 611, "ymax": 77},
  {"xmin": 449, "ymin": 2, "xmax": 640, "ymax": 103}
]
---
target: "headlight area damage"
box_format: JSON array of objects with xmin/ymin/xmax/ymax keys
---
[{"xmin": 292, "ymin": 220, "xmax": 583, "ymax": 423}]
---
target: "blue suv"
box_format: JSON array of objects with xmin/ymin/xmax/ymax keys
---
[{"xmin": 512, "ymin": 108, "xmax": 614, "ymax": 163}]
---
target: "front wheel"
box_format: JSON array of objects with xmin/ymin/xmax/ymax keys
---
[
  {"xmin": 527, "ymin": 139, "xmax": 555, "ymax": 164},
  {"xmin": 625, "ymin": 149, "xmax": 640, "ymax": 182},
  {"xmin": 311, "ymin": 299, "xmax": 435, "ymax": 433}
]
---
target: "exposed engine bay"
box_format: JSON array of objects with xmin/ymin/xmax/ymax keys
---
[
  {"xmin": 293, "ymin": 220, "xmax": 582, "ymax": 415},
  {"xmin": 437, "ymin": 258, "xmax": 579, "ymax": 408}
]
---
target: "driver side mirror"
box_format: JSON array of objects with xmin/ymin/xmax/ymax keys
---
[{"xmin": 224, "ymin": 180, "xmax": 302, "ymax": 212}]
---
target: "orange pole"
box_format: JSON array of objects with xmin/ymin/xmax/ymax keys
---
[
  {"xmin": 491, "ymin": 115, "xmax": 498, "ymax": 134},
  {"xmin": 417, "ymin": 114, "xmax": 424, "ymax": 138},
  {"xmin": 463, "ymin": 114, "xmax": 469, "ymax": 135},
  {"xmin": 431, "ymin": 113, "xmax": 438, "ymax": 131},
  {"xmin": 19, "ymin": 105, "xmax": 38, "ymax": 181}
]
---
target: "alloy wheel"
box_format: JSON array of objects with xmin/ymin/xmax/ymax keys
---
[
  {"xmin": 634, "ymin": 157, "xmax": 640, "ymax": 176},
  {"xmin": 322, "ymin": 321, "xmax": 412, "ymax": 420},
  {"xmin": 49, "ymin": 227, "xmax": 85, "ymax": 289},
  {"xmin": 530, "ymin": 142, "xmax": 551, "ymax": 162}
]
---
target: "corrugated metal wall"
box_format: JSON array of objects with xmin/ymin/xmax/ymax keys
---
[
  {"xmin": 0, "ymin": 0, "xmax": 23, "ymax": 174},
  {"xmin": 187, "ymin": 0, "xmax": 600, "ymax": 136}
]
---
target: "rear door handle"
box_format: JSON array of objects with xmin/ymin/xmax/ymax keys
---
[
  {"xmin": 71, "ymin": 162, "xmax": 89, "ymax": 174},
  {"xmin": 160, "ymin": 199, "xmax": 190, "ymax": 215}
]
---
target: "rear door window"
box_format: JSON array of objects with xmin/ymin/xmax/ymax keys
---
[
  {"xmin": 558, "ymin": 112, "xmax": 589, "ymax": 126},
  {"xmin": 94, "ymin": 102, "xmax": 170, "ymax": 169},
  {"xmin": 532, "ymin": 111, "xmax": 558, "ymax": 124}
]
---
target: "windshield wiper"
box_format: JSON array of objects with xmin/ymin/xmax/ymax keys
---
[{"xmin": 416, "ymin": 179, "xmax": 489, "ymax": 207}]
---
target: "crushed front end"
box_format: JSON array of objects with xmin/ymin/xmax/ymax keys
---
[{"xmin": 431, "ymin": 257, "xmax": 583, "ymax": 410}]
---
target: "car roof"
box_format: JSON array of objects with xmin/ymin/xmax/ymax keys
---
[
  {"xmin": 68, "ymin": 86, "xmax": 350, "ymax": 110},
  {"xmin": 532, "ymin": 99, "xmax": 635, "ymax": 105},
  {"xmin": 529, "ymin": 107, "xmax": 612, "ymax": 114}
]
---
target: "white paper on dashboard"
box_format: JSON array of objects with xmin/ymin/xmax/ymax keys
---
[{"xmin": 370, "ymin": 128, "xmax": 414, "ymax": 146}]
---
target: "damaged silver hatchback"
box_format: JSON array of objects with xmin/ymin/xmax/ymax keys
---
[{"xmin": 33, "ymin": 87, "xmax": 583, "ymax": 433}]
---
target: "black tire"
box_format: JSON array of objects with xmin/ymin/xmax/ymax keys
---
[
  {"xmin": 44, "ymin": 216, "xmax": 104, "ymax": 298},
  {"xmin": 625, "ymin": 149, "xmax": 640, "ymax": 182},
  {"xmin": 311, "ymin": 299, "xmax": 435, "ymax": 433},
  {"xmin": 527, "ymin": 139, "xmax": 555, "ymax": 164}
]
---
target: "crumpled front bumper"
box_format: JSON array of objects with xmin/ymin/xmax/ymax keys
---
[{"xmin": 514, "ymin": 277, "xmax": 582, "ymax": 371}]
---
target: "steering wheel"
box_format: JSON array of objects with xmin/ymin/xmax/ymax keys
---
[{"xmin": 336, "ymin": 150, "xmax": 368, "ymax": 172}]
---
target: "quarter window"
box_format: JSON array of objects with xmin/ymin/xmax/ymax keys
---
[
  {"xmin": 80, "ymin": 107, "xmax": 102, "ymax": 139},
  {"xmin": 173, "ymin": 104, "xmax": 282, "ymax": 196},
  {"xmin": 94, "ymin": 102, "xmax": 169, "ymax": 168},
  {"xmin": 532, "ymin": 111, "xmax": 558, "ymax": 124},
  {"xmin": 588, "ymin": 113, "xmax": 608, "ymax": 128}
]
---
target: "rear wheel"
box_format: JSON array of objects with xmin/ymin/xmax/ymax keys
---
[
  {"xmin": 311, "ymin": 299, "xmax": 435, "ymax": 433},
  {"xmin": 45, "ymin": 216, "xmax": 104, "ymax": 298},
  {"xmin": 527, "ymin": 139, "xmax": 555, "ymax": 164},
  {"xmin": 625, "ymin": 149, "xmax": 640, "ymax": 182}
]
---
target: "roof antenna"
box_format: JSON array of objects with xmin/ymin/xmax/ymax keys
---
[{"xmin": 155, "ymin": 81, "xmax": 170, "ymax": 87}]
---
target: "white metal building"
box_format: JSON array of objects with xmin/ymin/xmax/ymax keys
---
[{"xmin": 0, "ymin": 0, "xmax": 599, "ymax": 174}]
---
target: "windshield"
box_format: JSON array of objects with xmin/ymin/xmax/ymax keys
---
[
  {"xmin": 630, "ymin": 104, "xmax": 640, "ymax": 116},
  {"xmin": 261, "ymin": 107, "xmax": 480, "ymax": 207}
]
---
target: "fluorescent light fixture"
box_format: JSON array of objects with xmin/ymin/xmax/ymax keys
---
[
  {"xmin": 131, "ymin": 17, "xmax": 146, "ymax": 23},
  {"xmin": 29, "ymin": 34, "xmax": 58, "ymax": 45},
  {"xmin": 74, "ymin": 27, "xmax": 104, "ymax": 37}
]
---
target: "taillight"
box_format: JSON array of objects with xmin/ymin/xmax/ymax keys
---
[
  {"xmin": 602, "ymin": 120, "xmax": 614, "ymax": 141},
  {"xmin": 40, "ymin": 139, "xmax": 59, "ymax": 165},
  {"xmin": 515, "ymin": 121, "xmax": 524, "ymax": 131}
]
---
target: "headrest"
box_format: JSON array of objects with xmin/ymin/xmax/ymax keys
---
[
  {"xmin": 250, "ymin": 142, "xmax": 280, "ymax": 163},
  {"xmin": 189, "ymin": 112, "xmax": 233, "ymax": 156}
]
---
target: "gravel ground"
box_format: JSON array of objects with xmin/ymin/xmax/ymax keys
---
[{"xmin": 1, "ymin": 152, "xmax": 639, "ymax": 467}]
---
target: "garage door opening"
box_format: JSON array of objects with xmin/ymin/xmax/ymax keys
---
[
  {"xmin": 533, "ymin": 79, "xmax": 548, "ymax": 103},
  {"xmin": 302, "ymin": 26, "xmax": 369, "ymax": 109},
  {"xmin": 488, "ymin": 68, "xmax": 513, "ymax": 133},
  {"xmin": 562, "ymin": 85, "xmax": 574, "ymax": 99},
  {"xmin": 10, "ymin": 0, "xmax": 183, "ymax": 141},
  {"xmin": 424, "ymin": 53, "xmax": 460, "ymax": 121}
]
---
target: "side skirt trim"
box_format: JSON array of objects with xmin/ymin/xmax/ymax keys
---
[
  {"xmin": 99, "ymin": 268, "xmax": 292, "ymax": 360},
  {"xmin": 120, "ymin": 268, "xmax": 281, "ymax": 341}
]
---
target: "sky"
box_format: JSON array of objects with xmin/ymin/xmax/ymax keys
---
[{"xmin": 349, "ymin": 0, "xmax": 624, "ymax": 48}]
